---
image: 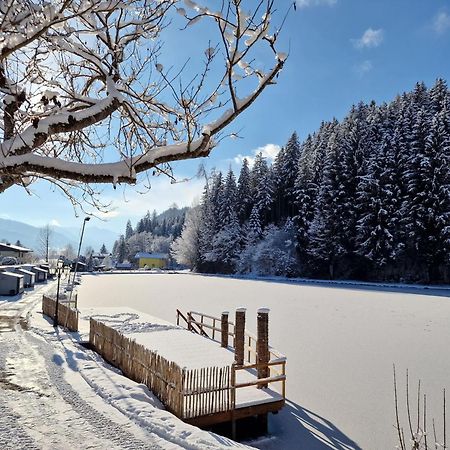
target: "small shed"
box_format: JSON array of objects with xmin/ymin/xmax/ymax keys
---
[
  {"xmin": 23, "ymin": 265, "xmax": 47, "ymax": 282},
  {"xmin": 115, "ymin": 262, "xmax": 132, "ymax": 270},
  {"xmin": 71, "ymin": 261, "xmax": 87, "ymax": 272},
  {"xmin": 0, "ymin": 271, "xmax": 24, "ymax": 295},
  {"xmin": 135, "ymin": 252, "xmax": 169, "ymax": 269},
  {"xmin": 14, "ymin": 268, "xmax": 35, "ymax": 288}
]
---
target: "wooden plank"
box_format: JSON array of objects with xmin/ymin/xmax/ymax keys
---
[
  {"xmin": 234, "ymin": 360, "xmax": 285, "ymax": 371},
  {"xmin": 184, "ymin": 399, "xmax": 285, "ymax": 427},
  {"xmin": 235, "ymin": 374, "xmax": 286, "ymax": 389}
]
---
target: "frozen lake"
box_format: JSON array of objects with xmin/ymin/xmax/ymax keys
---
[{"xmin": 78, "ymin": 273, "xmax": 450, "ymax": 450}]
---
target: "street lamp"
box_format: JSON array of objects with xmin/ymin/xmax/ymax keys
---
[
  {"xmin": 53, "ymin": 259, "xmax": 64, "ymax": 327},
  {"xmin": 69, "ymin": 216, "xmax": 90, "ymax": 306}
]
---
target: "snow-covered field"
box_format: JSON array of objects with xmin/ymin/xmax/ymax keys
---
[{"xmin": 78, "ymin": 272, "xmax": 450, "ymax": 450}]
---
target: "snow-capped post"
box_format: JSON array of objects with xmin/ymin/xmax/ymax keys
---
[
  {"xmin": 221, "ymin": 311, "xmax": 229, "ymax": 348},
  {"xmin": 257, "ymin": 308, "xmax": 270, "ymax": 387},
  {"xmin": 234, "ymin": 308, "xmax": 246, "ymax": 366}
]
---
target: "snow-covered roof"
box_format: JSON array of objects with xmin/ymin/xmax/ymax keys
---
[
  {"xmin": 0, "ymin": 271, "xmax": 23, "ymax": 279},
  {"xmin": 16, "ymin": 268, "xmax": 35, "ymax": 276},
  {"xmin": 116, "ymin": 262, "xmax": 132, "ymax": 268},
  {"xmin": 28, "ymin": 266, "xmax": 47, "ymax": 273},
  {"xmin": 92, "ymin": 253, "xmax": 109, "ymax": 259},
  {"xmin": 0, "ymin": 243, "xmax": 32, "ymax": 253},
  {"xmin": 135, "ymin": 252, "xmax": 168, "ymax": 260}
]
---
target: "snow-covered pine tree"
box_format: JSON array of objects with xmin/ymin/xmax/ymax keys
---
[
  {"xmin": 293, "ymin": 136, "xmax": 317, "ymax": 262},
  {"xmin": 237, "ymin": 205, "xmax": 263, "ymax": 274},
  {"xmin": 251, "ymin": 152, "xmax": 274, "ymax": 226},
  {"xmin": 404, "ymin": 103, "xmax": 450, "ymax": 282},
  {"xmin": 308, "ymin": 125, "xmax": 346, "ymax": 279},
  {"xmin": 116, "ymin": 235, "xmax": 127, "ymax": 263},
  {"xmin": 334, "ymin": 104, "xmax": 369, "ymax": 260},
  {"xmin": 205, "ymin": 169, "xmax": 242, "ymax": 273},
  {"xmin": 272, "ymin": 132, "xmax": 301, "ymax": 222},
  {"xmin": 236, "ymin": 158, "xmax": 254, "ymax": 224},
  {"xmin": 356, "ymin": 108, "xmax": 398, "ymax": 277},
  {"xmin": 125, "ymin": 220, "xmax": 134, "ymax": 240},
  {"xmin": 197, "ymin": 171, "xmax": 223, "ymax": 272}
]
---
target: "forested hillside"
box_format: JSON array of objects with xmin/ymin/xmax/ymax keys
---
[
  {"xmin": 172, "ymin": 80, "xmax": 450, "ymax": 283},
  {"xmin": 112, "ymin": 206, "xmax": 187, "ymax": 263}
]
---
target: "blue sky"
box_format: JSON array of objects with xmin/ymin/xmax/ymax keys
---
[{"xmin": 1, "ymin": 0, "xmax": 450, "ymax": 235}]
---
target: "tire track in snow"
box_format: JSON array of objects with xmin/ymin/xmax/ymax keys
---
[
  {"xmin": 27, "ymin": 333, "xmax": 164, "ymax": 450},
  {"xmin": 0, "ymin": 339, "xmax": 40, "ymax": 450}
]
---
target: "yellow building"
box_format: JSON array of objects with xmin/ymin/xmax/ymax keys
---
[{"xmin": 135, "ymin": 252, "xmax": 168, "ymax": 269}]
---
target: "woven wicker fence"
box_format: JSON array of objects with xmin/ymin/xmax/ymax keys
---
[
  {"xmin": 89, "ymin": 318, "xmax": 232, "ymax": 419},
  {"xmin": 42, "ymin": 295, "xmax": 79, "ymax": 332}
]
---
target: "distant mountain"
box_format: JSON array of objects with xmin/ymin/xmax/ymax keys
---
[{"xmin": 0, "ymin": 219, "xmax": 119, "ymax": 254}]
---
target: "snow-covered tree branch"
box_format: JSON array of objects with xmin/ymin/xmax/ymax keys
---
[{"xmin": 0, "ymin": 0, "xmax": 287, "ymax": 198}]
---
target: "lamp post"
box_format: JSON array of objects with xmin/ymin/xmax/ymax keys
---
[
  {"xmin": 69, "ymin": 216, "xmax": 90, "ymax": 306},
  {"xmin": 53, "ymin": 259, "xmax": 64, "ymax": 327}
]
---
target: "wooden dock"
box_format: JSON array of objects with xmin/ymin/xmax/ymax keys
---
[{"xmin": 88, "ymin": 307, "xmax": 286, "ymax": 436}]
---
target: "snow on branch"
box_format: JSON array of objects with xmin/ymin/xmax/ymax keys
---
[{"xmin": 0, "ymin": 0, "xmax": 287, "ymax": 200}]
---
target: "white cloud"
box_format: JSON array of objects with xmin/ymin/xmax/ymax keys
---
[
  {"xmin": 353, "ymin": 28, "xmax": 384, "ymax": 49},
  {"xmin": 49, "ymin": 219, "xmax": 61, "ymax": 227},
  {"xmin": 355, "ymin": 60, "xmax": 373, "ymax": 76},
  {"xmin": 233, "ymin": 143, "xmax": 281, "ymax": 167},
  {"xmin": 102, "ymin": 176, "xmax": 205, "ymax": 220},
  {"xmin": 296, "ymin": 0, "xmax": 337, "ymax": 8},
  {"xmin": 433, "ymin": 11, "xmax": 450, "ymax": 34}
]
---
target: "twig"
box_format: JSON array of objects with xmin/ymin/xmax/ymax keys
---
[
  {"xmin": 424, "ymin": 394, "xmax": 428, "ymax": 450},
  {"xmin": 394, "ymin": 364, "xmax": 406, "ymax": 450}
]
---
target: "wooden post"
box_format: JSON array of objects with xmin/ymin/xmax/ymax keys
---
[
  {"xmin": 221, "ymin": 311, "xmax": 229, "ymax": 348},
  {"xmin": 234, "ymin": 308, "xmax": 246, "ymax": 366},
  {"xmin": 257, "ymin": 307, "xmax": 270, "ymax": 388}
]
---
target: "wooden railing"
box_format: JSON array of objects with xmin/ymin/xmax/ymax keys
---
[
  {"xmin": 176, "ymin": 309, "xmax": 208, "ymax": 337},
  {"xmin": 183, "ymin": 310, "xmax": 286, "ymax": 400}
]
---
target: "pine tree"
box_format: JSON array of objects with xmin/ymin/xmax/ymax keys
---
[
  {"xmin": 272, "ymin": 132, "xmax": 301, "ymax": 221},
  {"xmin": 404, "ymin": 106, "xmax": 450, "ymax": 281},
  {"xmin": 205, "ymin": 169, "xmax": 241, "ymax": 273},
  {"xmin": 251, "ymin": 152, "xmax": 273, "ymax": 226},
  {"xmin": 308, "ymin": 128, "xmax": 345, "ymax": 279},
  {"xmin": 197, "ymin": 171, "xmax": 223, "ymax": 272},
  {"xmin": 236, "ymin": 158, "xmax": 253, "ymax": 224},
  {"xmin": 117, "ymin": 236, "xmax": 127, "ymax": 263},
  {"xmin": 125, "ymin": 220, "xmax": 134, "ymax": 240},
  {"xmin": 100, "ymin": 243, "xmax": 108, "ymax": 254}
]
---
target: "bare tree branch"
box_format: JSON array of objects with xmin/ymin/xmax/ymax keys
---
[{"xmin": 0, "ymin": 0, "xmax": 287, "ymax": 204}]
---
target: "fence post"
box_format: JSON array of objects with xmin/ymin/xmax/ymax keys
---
[
  {"xmin": 257, "ymin": 307, "xmax": 270, "ymax": 387},
  {"xmin": 234, "ymin": 308, "xmax": 246, "ymax": 366},
  {"xmin": 221, "ymin": 311, "xmax": 229, "ymax": 348}
]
